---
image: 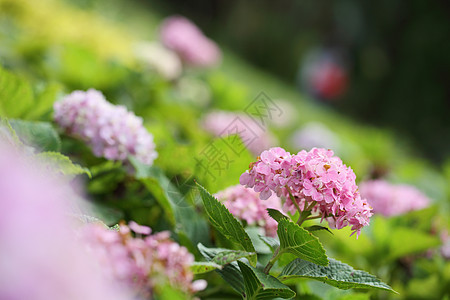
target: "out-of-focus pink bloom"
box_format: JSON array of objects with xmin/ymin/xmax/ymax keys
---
[
  {"xmin": 0, "ymin": 143, "xmax": 132, "ymax": 300},
  {"xmin": 215, "ymin": 185, "xmax": 283, "ymax": 237},
  {"xmin": 160, "ymin": 16, "xmax": 221, "ymax": 67},
  {"xmin": 82, "ymin": 222, "xmax": 206, "ymax": 298},
  {"xmin": 134, "ymin": 41, "xmax": 182, "ymax": 80},
  {"xmin": 202, "ymin": 110, "xmax": 276, "ymax": 156},
  {"xmin": 54, "ymin": 89, "xmax": 157, "ymax": 166},
  {"xmin": 240, "ymin": 147, "xmax": 372, "ymax": 237},
  {"xmin": 359, "ymin": 179, "xmax": 430, "ymax": 217}
]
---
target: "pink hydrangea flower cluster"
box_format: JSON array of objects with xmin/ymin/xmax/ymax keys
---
[
  {"xmin": 82, "ymin": 222, "xmax": 206, "ymax": 298},
  {"xmin": 160, "ymin": 16, "xmax": 222, "ymax": 67},
  {"xmin": 54, "ymin": 89, "xmax": 157, "ymax": 165},
  {"xmin": 215, "ymin": 185, "xmax": 283, "ymax": 237},
  {"xmin": 202, "ymin": 110, "xmax": 276, "ymax": 156},
  {"xmin": 240, "ymin": 147, "xmax": 372, "ymax": 237},
  {"xmin": 359, "ymin": 179, "xmax": 430, "ymax": 217}
]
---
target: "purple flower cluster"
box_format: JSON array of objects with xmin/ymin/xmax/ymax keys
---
[
  {"xmin": 359, "ymin": 179, "xmax": 430, "ymax": 217},
  {"xmin": 160, "ymin": 16, "xmax": 222, "ymax": 67},
  {"xmin": 202, "ymin": 110, "xmax": 276, "ymax": 156},
  {"xmin": 240, "ymin": 147, "xmax": 372, "ymax": 237},
  {"xmin": 215, "ymin": 185, "xmax": 283, "ymax": 237},
  {"xmin": 54, "ymin": 89, "xmax": 157, "ymax": 165},
  {"xmin": 82, "ymin": 222, "xmax": 206, "ymax": 298}
]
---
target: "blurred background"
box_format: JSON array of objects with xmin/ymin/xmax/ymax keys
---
[{"xmin": 150, "ymin": 0, "xmax": 450, "ymax": 164}]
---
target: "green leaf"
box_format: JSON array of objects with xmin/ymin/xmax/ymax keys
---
[
  {"xmin": 212, "ymin": 249, "xmax": 256, "ymax": 266},
  {"xmin": 198, "ymin": 243, "xmax": 245, "ymax": 293},
  {"xmin": 0, "ymin": 66, "xmax": 33, "ymax": 118},
  {"xmin": 190, "ymin": 261, "xmax": 222, "ymax": 274},
  {"xmin": 387, "ymin": 227, "xmax": 441, "ymax": 260},
  {"xmin": 9, "ymin": 119, "xmax": 61, "ymax": 152},
  {"xmin": 24, "ymin": 82, "xmax": 62, "ymax": 121},
  {"xmin": 131, "ymin": 157, "xmax": 177, "ymax": 226},
  {"xmin": 278, "ymin": 219, "xmax": 328, "ymax": 266},
  {"xmin": 130, "ymin": 157, "xmax": 209, "ymax": 247},
  {"xmin": 197, "ymin": 182, "xmax": 257, "ymax": 266},
  {"xmin": 36, "ymin": 152, "xmax": 91, "ymax": 178},
  {"xmin": 267, "ymin": 208, "xmax": 288, "ymax": 223},
  {"xmin": 238, "ymin": 260, "xmax": 296, "ymax": 299},
  {"xmin": 279, "ymin": 258, "xmax": 396, "ymax": 293},
  {"xmin": 139, "ymin": 176, "xmax": 176, "ymax": 226},
  {"xmin": 258, "ymin": 235, "xmax": 280, "ymax": 252},
  {"xmin": 304, "ymin": 225, "xmax": 333, "ymax": 235}
]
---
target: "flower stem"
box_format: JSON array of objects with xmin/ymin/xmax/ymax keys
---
[
  {"xmin": 263, "ymin": 246, "xmax": 282, "ymax": 274},
  {"xmin": 305, "ymin": 214, "xmax": 322, "ymax": 220}
]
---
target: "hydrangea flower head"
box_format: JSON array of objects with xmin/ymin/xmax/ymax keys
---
[
  {"xmin": 54, "ymin": 89, "xmax": 157, "ymax": 166},
  {"xmin": 359, "ymin": 179, "xmax": 430, "ymax": 217},
  {"xmin": 82, "ymin": 222, "xmax": 206, "ymax": 298},
  {"xmin": 240, "ymin": 147, "xmax": 372, "ymax": 237},
  {"xmin": 215, "ymin": 185, "xmax": 283, "ymax": 237},
  {"xmin": 160, "ymin": 16, "xmax": 222, "ymax": 67}
]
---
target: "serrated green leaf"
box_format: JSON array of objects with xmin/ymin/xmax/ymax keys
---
[
  {"xmin": 267, "ymin": 208, "xmax": 288, "ymax": 223},
  {"xmin": 304, "ymin": 225, "xmax": 333, "ymax": 235},
  {"xmin": 278, "ymin": 219, "xmax": 328, "ymax": 266},
  {"xmin": 36, "ymin": 152, "xmax": 90, "ymax": 178},
  {"xmin": 0, "ymin": 66, "xmax": 33, "ymax": 118},
  {"xmin": 190, "ymin": 261, "xmax": 223, "ymax": 274},
  {"xmin": 258, "ymin": 235, "xmax": 280, "ymax": 252},
  {"xmin": 198, "ymin": 243, "xmax": 245, "ymax": 293},
  {"xmin": 279, "ymin": 258, "xmax": 396, "ymax": 293},
  {"xmin": 197, "ymin": 182, "xmax": 257, "ymax": 266},
  {"xmin": 9, "ymin": 119, "xmax": 61, "ymax": 152},
  {"xmin": 238, "ymin": 261, "xmax": 296, "ymax": 299}
]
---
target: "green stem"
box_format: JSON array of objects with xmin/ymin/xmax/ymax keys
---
[
  {"xmin": 263, "ymin": 246, "xmax": 282, "ymax": 274},
  {"xmin": 305, "ymin": 214, "xmax": 322, "ymax": 220},
  {"xmin": 296, "ymin": 200, "xmax": 317, "ymax": 226}
]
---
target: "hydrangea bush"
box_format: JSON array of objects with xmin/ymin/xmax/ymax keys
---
[
  {"xmin": 54, "ymin": 89, "xmax": 157, "ymax": 166},
  {"xmin": 0, "ymin": 5, "xmax": 448, "ymax": 298}
]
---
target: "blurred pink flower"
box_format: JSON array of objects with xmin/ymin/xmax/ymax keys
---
[
  {"xmin": 240, "ymin": 147, "xmax": 372, "ymax": 237},
  {"xmin": 202, "ymin": 110, "xmax": 276, "ymax": 156},
  {"xmin": 54, "ymin": 89, "xmax": 157, "ymax": 166},
  {"xmin": 160, "ymin": 16, "xmax": 222, "ymax": 67},
  {"xmin": 0, "ymin": 142, "xmax": 132, "ymax": 300},
  {"xmin": 359, "ymin": 179, "xmax": 430, "ymax": 217},
  {"xmin": 215, "ymin": 185, "xmax": 283, "ymax": 237},
  {"xmin": 82, "ymin": 222, "xmax": 206, "ymax": 298}
]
